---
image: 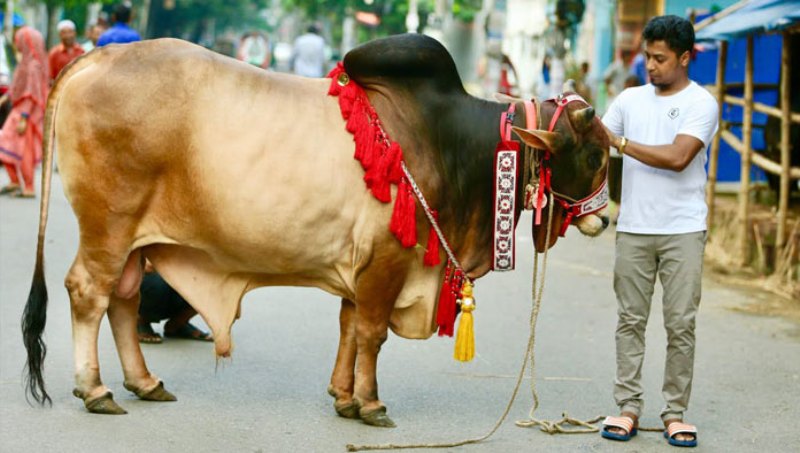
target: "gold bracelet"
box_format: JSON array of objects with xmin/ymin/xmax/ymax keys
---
[{"xmin": 619, "ymin": 136, "xmax": 628, "ymax": 155}]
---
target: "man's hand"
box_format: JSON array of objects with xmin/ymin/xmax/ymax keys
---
[{"xmin": 602, "ymin": 123, "xmax": 622, "ymax": 149}]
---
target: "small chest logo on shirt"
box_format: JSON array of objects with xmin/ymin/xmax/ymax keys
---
[{"xmin": 668, "ymin": 107, "xmax": 680, "ymax": 119}]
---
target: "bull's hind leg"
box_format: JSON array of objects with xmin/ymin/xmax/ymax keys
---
[
  {"xmin": 66, "ymin": 255, "xmax": 127, "ymax": 414},
  {"xmin": 328, "ymin": 298, "xmax": 359, "ymax": 419},
  {"xmin": 106, "ymin": 278, "xmax": 176, "ymax": 403}
]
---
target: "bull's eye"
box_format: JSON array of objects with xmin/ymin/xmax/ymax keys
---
[{"xmin": 587, "ymin": 151, "xmax": 603, "ymax": 171}]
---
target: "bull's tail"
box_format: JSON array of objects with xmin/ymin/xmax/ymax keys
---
[{"xmin": 22, "ymin": 52, "xmax": 95, "ymax": 406}]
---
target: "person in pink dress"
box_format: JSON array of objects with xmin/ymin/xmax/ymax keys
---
[{"xmin": 0, "ymin": 25, "xmax": 49, "ymax": 198}]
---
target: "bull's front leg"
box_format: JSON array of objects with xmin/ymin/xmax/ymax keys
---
[
  {"xmin": 352, "ymin": 295, "xmax": 396, "ymax": 428},
  {"xmin": 328, "ymin": 298, "xmax": 359, "ymax": 419}
]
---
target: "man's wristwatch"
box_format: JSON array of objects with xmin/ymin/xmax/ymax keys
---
[{"xmin": 618, "ymin": 136, "xmax": 628, "ymax": 155}]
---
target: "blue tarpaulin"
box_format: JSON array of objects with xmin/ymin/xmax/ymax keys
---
[{"xmin": 696, "ymin": 0, "xmax": 800, "ymax": 41}]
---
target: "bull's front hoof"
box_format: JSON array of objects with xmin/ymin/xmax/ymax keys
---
[
  {"xmin": 124, "ymin": 381, "xmax": 177, "ymax": 402},
  {"xmin": 334, "ymin": 399, "xmax": 361, "ymax": 419},
  {"xmin": 360, "ymin": 407, "xmax": 396, "ymax": 428},
  {"xmin": 77, "ymin": 390, "xmax": 127, "ymax": 415}
]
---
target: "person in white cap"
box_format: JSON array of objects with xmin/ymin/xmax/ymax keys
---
[{"xmin": 48, "ymin": 19, "xmax": 84, "ymax": 82}]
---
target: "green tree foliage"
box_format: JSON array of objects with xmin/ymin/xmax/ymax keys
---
[{"xmin": 147, "ymin": 0, "xmax": 269, "ymax": 42}]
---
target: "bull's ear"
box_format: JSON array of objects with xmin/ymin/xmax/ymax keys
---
[
  {"xmin": 562, "ymin": 79, "xmax": 576, "ymax": 92},
  {"xmin": 512, "ymin": 126, "xmax": 559, "ymax": 153},
  {"xmin": 568, "ymin": 106, "xmax": 596, "ymax": 132}
]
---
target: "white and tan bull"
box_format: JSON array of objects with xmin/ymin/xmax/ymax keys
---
[{"xmin": 23, "ymin": 35, "xmax": 610, "ymax": 427}]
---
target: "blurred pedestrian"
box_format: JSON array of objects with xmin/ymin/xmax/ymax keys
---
[
  {"xmin": 82, "ymin": 23, "xmax": 107, "ymax": 52},
  {"xmin": 237, "ymin": 31, "xmax": 271, "ymax": 69},
  {"xmin": 603, "ymin": 49, "xmax": 632, "ymax": 102},
  {"xmin": 0, "ymin": 25, "xmax": 48, "ymax": 198},
  {"xmin": 137, "ymin": 265, "xmax": 212, "ymax": 344},
  {"xmin": 291, "ymin": 24, "xmax": 326, "ymax": 78},
  {"xmin": 97, "ymin": 2, "xmax": 141, "ymax": 47},
  {"xmin": 629, "ymin": 52, "xmax": 647, "ymax": 86},
  {"xmin": 48, "ymin": 20, "xmax": 85, "ymax": 82},
  {"xmin": 624, "ymin": 74, "xmax": 642, "ymax": 90},
  {"xmin": 575, "ymin": 61, "xmax": 593, "ymax": 103}
]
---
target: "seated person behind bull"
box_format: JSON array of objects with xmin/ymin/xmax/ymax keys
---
[{"xmin": 137, "ymin": 261, "xmax": 212, "ymax": 343}]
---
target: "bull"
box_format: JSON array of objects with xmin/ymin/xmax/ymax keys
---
[{"xmin": 22, "ymin": 34, "xmax": 610, "ymax": 427}]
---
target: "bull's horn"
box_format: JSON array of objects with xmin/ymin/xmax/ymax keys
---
[
  {"xmin": 494, "ymin": 93, "xmax": 524, "ymax": 103},
  {"xmin": 569, "ymin": 106, "xmax": 595, "ymax": 132},
  {"xmin": 562, "ymin": 79, "xmax": 576, "ymax": 92}
]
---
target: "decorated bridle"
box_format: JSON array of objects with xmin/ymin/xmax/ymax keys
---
[{"xmin": 492, "ymin": 93, "xmax": 609, "ymax": 271}]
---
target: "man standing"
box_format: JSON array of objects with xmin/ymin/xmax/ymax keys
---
[
  {"xmin": 600, "ymin": 15, "xmax": 718, "ymax": 448},
  {"xmin": 81, "ymin": 23, "xmax": 107, "ymax": 53},
  {"xmin": 48, "ymin": 20, "xmax": 84, "ymax": 82},
  {"xmin": 97, "ymin": 2, "xmax": 141, "ymax": 47},
  {"xmin": 291, "ymin": 24, "xmax": 326, "ymax": 78}
]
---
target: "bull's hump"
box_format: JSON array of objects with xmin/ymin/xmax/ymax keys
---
[{"xmin": 343, "ymin": 34, "xmax": 464, "ymax": 93}]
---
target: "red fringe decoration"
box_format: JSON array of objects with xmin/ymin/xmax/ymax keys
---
[
  {"xmin": 365, "ymin": 142, "xmax": 402, "ymax": 203},
  {"xmin": 329, "ymin": 64, "xmax": 462, "ymax": 340},
  {"xmin": 328, "ymin": 67, "xmax": 420, "ymax": 247},
  {"xmin": 390, "ymin": 178, "xmax": 417, "ymax": 248},
  {"xmin": 423, "ymin": 210, "xmax": 441, "ymax": 266},
  {"xmin": 436, "ymin": 265, "xmax": 455, "ymax": 336},
  {"xmin": 436, "ymin": 267, "xmax": 464, "ymax": 337}
]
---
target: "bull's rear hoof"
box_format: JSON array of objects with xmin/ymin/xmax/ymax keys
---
[
  {"xmin": 360, "ymin": 407, "xmax": 396, "ymax": 428},
  {"xmin": 334, "ymin": 400, "xmax": 360, "ymax": 419},
  {"xmin": 125, "ymin": 381, "xmax": 177, "ymax": 402},
  {"xmin": 82, "ymin": 391, "xmax": 127, "ymax": 415},
  {"xmin": 326, "ymin": 384, "xmax": 337, "ymax": 398}
]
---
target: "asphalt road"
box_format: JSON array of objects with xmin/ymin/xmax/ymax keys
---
[{"xmin": 1, "ymin": 173, "xmax": 798, "ymax": 452}]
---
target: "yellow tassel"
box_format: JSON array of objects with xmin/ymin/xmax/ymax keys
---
[{"xmin": 454, "ymin": 281, "xmax": 475, "ymax": 362}]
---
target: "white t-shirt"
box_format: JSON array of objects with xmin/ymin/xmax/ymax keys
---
[
  {"xmin": 291, "ymin": 33, "xmax": 326, "ymax": 78},
  {"xmin": 602, "ymin": 81, "xmax": 718, "ymax": 234}
]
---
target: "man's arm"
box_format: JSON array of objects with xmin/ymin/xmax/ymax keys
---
[
  {"xmin": 605, "ymin": 95, "xmax": 718, "ymax": 172},
  {"xmin": 606, "ymin": 130, "xmax": 705, "ymax": 172}
]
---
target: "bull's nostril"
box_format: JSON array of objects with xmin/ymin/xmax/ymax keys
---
[{"xmin": 601, "ymin": 216, "xmax": 610, "ymax": 228}]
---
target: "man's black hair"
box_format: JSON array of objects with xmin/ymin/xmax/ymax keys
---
[
  {"xmin": 114, "ymin": 3, "xmax": 132, "ymax": 24},
  {"xmin": 642, "ymin": 15, "xmax": 695, "ymax": 56}
]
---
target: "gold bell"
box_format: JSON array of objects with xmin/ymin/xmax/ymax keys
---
[{"xmin": 337, "ymin": 72, "xmax": 350, "ymax": 87}]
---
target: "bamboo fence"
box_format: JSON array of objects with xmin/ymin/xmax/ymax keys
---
[{"xmin": 698, "ymin": 14, "xmax": 799, "ymax": 295}]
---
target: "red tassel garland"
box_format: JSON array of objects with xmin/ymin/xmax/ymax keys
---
[
  {"xmin": 423, "ymin": 210, "xmax": 441, "ymax": 266},
  {"xmin": 328, "ymin": 67, "xmax": 446, "ymax": 273},
  {"xmin": 390, "ymin": 178, "xmax": 417, "ymax": 248},
  {"xmin": 366, "ymin": 141, "xmax": 402, "ymax": 203},
  {"xmin": 436, "ymin": 265, "xmax": 455, "ymax": 336}
]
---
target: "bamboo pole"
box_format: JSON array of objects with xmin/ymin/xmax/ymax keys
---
[
  {"xmin": 694, "ymin": 0, "xmax": 749, "ymax": 32},
  {"xmin": 723, "ymin": 94, "xmax": 745, "ymax": 106},
  {"xmin": 776, "ymin": 32, "xmax": 791, "ymax": 269},
  {"xmin": 737, "ymin": 35, "xmax": 754, "ymax": 266},
  {"xmin": 707, "ymin": 40, "xmax": 727, "ymax": 230},
  {"xmin": 724, "ymin": 94, "xmax": 800, "ymax": 123},
  {"xmin": 720, "ymin": 130, "xmax": 800, "ymax": 177}
]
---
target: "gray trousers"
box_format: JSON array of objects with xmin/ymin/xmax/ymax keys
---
[{"xmin": 613, "ymin": 231, "xmax": 706, "ymax": 422}]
